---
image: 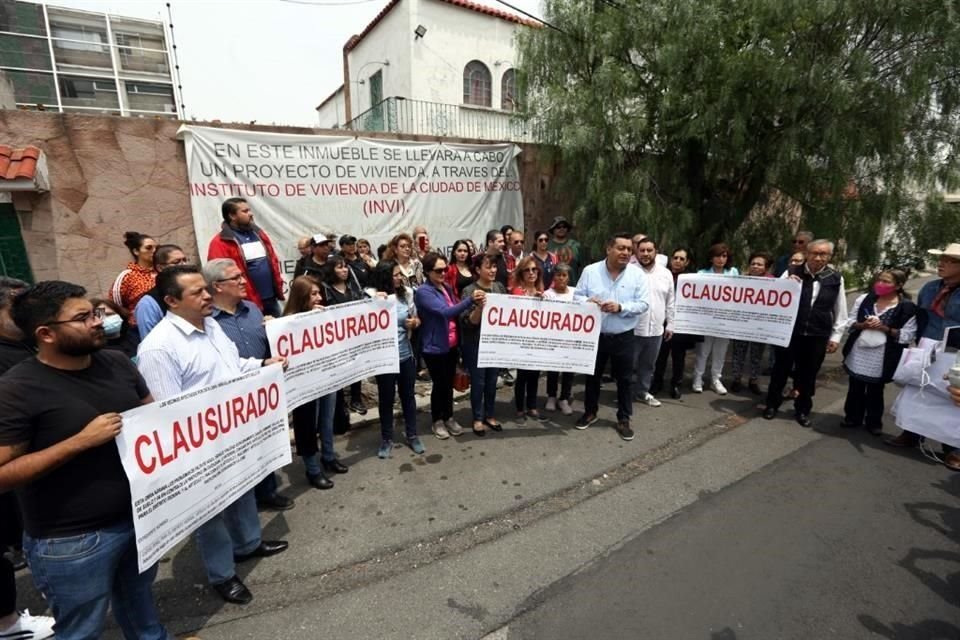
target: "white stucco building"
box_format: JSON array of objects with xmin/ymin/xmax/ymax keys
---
[{"xmin": 315, "ymin": 0, "xmax": 536, "ymax": 141}]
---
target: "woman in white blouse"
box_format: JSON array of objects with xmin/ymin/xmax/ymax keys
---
[{"xmin": 840, "ymin": 270, "xmax": 917, "ymax": 435}]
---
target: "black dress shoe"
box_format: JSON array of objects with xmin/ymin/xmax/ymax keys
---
[
  {"xmin": 256, "ymin": 493, "xmax": 295, "ymax": 512},
  {"xmin": 307, "ymin": 472, "xmax": 334, "ymax": 490},
  {"xmin": 234, "ymin": 540, "xmax": 289, "ymax": 563},
  {"xmin": 762, "ymin": 406, "xmax": 777, "ymax": 420},
  {"xmin": 484, "ymin": 419, "xmax": 503, "ymax": 432},
  {"xmin": 213, "ymin": 575, "xmax": 253, "ymax": 605},
  {"xmin": 670, "ymin": 385, "xmax": 682, "ymax": 400},
  {"xmin": 795, "ymin": 413, "xmax": 812, "ymax": 428},
  {"xmin": 322, "ymin": 458, "xmax": 349, "ymax": 474},
  {"xmin": 349, "ymin": 401, "xmax": 367, "ymax": 415}
]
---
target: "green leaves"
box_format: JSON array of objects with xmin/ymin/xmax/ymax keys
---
[{"xmin": 518, "ymin": 0, "xmax": 960, "ymax": 270}]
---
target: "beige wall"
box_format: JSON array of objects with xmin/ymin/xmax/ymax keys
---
[{"xmin": 0, "ymin": 111, "xmax": 565, "ymax": 295}]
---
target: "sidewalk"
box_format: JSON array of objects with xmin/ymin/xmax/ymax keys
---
[{"xmin": 15, "ymin": 272, "xmax": 935, "ymax": 638}]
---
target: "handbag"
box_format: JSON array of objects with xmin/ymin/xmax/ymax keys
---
[{"xmin": 453, "ymin": 367, "xmax": 471, "ymax": 392}]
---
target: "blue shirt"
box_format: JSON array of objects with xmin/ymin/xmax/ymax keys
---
[
  {"xmin": 135, "ymin": 295, "xmax": 164, "ymax": 340},
  {"xmin": 698, "ymin": 266, "xmax": 740, "ymax": 276},
  {"xmin": 233, "ymin": 226, "xmax": 276, "ymax": 301},
  {"xmin": 917, "ymin": 279, "xmax": 960, "ymax": 342},
  {"xmin": 211, "ymin": 300, "xmax": 269, "ymax": 359},
  {"xmin": 574, "ymin": 260, "xmax": 650, "ymax": 334}
]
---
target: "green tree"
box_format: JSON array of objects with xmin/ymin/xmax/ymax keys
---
[{"xmin": 518, "ymin": 0, "xmax": 960, "ymax": 270}]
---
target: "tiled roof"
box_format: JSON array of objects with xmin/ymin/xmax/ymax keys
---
[
  {"xmin": 0, "ymin": 145, "xmax": 41, "ymax": 181},
  {"xmin": 345, "ymin": 0, "xmax": 537, "ymax": 52}
]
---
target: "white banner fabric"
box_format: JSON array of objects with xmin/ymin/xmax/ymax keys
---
[
  {"xmin": 115, "ymin": 365, "xmax": 291, "ymax": 573},
  {"xmin": 177, "ymin": 125, "xmax": 524, "ymax": 277},
  {"xmin": 477, "ymin": 294, "xmax": 601, "ymax": 374},
  {"xmin": 265, "ymin": 297, "xmax": 399, "ymax": 409},
  {"xmin": 673, "ymin": 274, "xmax": 802, "ymax": 347}
]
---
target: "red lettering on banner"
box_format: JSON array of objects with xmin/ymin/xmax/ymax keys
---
[
  {"xmin": 485, "ymin": 305, "xmax": 594, "ymax": 332},
  {"xmin": 274, "ymin": 310, "xmax": 392, "ymax": 357},
  {"xmin": 135, "ymin": 383, "xmax": 283, "ymax": 475},
  {"xmin": 684, "ymin": 283, "xmax": 792, "ymax": 308}
]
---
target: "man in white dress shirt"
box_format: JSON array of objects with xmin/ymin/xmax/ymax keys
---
[
  {"xmin": 632, "ymin": 238, "xmax": 675, "ymax": 407},
  {"xmin": 137, "ymin": 265, "xmax": 288, "ymax": 606}
]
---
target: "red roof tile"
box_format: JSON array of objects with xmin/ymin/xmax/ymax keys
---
[
  {"xmin": 345, "ymin": 0, "xmax": 537, "ymax": 52},
  {"xmin": 0, "ymin": 145, "xmax": 41, "ymax": 181}
]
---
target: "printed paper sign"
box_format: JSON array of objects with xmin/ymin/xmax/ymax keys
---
[
  {"xmin": 673, "ymin": 274, "xmax": 801, "ymax": 347},
  {"xmin": 477, "ymin": 294, "xmax": 601, "ymax": 374},
  {"xmin": 178, "ymin": 125, "xmax": 524, "ymax": 280},
  {"xmin": 265, "ymin": 297, "xmax": 399, "ymax": 409},
  {"xmin": 116, "ymin": 365, "xmax": 291, "ymax": 573}
]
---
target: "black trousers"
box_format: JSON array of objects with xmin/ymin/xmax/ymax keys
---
[
  {"xmin": 423, "ymin": 349, "xmax": 459, "ymax": 422},
  {"xmin": 843, "ymin": 377, "xmax": 885, "ymax": 428},
  {"xmin": 546, "ymin": 371, "xmax": 574, "ymax": 401},
  {"xmin": 585, "ymin": 331, "xmax": 636, "ymax": 421},
  {"xmin": 514, "ymin": 369, "xmax": 541, "ymax": 411},
  {"xmin": 653, "ymin": 339, "xmax": 688, "ymax": 388},
  {"xmin": 0, "ymin": 555, "xmax": 13, "ymax": 617},
  {"xmin": 0, "ymin": 492, "xmax": 21, "ymax": 550},
  {"xmin": 766, "ymin": 335, "xmax": 829, "ymax": 415}
]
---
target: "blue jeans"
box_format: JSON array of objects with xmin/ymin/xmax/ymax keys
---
[
  {"xmin": 633, "ymin": 334, "xmax": 663, "ymax": 394},
  {"xmin": 376, "ymin": 356, "xmax": 418, "ymax": 441},
  {"xmin": 23, "ymin": 522, "xmax": 168, "ymax": 640},
  {"xmin": 194, "ymin": 489, "xmax": 261, "ymax": 585},
  {"xmin": 462, "ymin": 340, "xmax": 499, "ymax": 422},
  {"xmin": 254, "ymin": 472, "xmax": 279, "ymax": 501}
]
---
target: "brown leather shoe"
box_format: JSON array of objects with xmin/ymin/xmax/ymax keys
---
[
  {"xmin": 944, "ymin": 451, "xmax": 960, "ymax": 472},
  {"xmin": 883, "ymin": 432, "xmax": 919, "ymax": 448}
]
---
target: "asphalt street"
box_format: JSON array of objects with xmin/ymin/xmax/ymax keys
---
[{"xmin": 502, "ymin": 427, "xmax": 960, "ymax": 640}]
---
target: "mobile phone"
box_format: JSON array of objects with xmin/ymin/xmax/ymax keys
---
[{"xmin": 417, "ymin": 235, "xmax": 427, "ymax": 252}]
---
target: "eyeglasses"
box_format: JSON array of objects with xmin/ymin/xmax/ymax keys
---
[
  {"xmin": 809, "ymin": 251, "xmax": 831, "ymax": 258},
  {"xmin": 537, "ymin": 237, "xmax": 549, "ymax": 242},
  {"xmin": 512, "ymin": 240, "xmax": 524, "ymax": 245},
  {"xmin": 521, "ymin": 267, "xmax": 539, "ymax": 273},
  {"xmin": 46, "ymin": 307, "xmax": 105, "ymax": 327},
  {"xmin": 216, "ymin": 274, "xmax": 245, "ymax": 284}
]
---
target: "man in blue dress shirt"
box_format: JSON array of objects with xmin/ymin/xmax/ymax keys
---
[{"xmin": 574, "ymin": 232, "xmax": 650, "ymax": 441}]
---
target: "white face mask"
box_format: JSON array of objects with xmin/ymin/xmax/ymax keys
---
[{"xmin": 102, "ymin": 313, "xmax": 123, "ymax": 336}]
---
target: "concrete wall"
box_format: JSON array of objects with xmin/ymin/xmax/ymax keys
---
[
  {"xmin": 0, "ymin": 110, "xmax": 568, "ymax": 295},
  {"xmin": 349, "ymin": 1, "xmax": 413, "ymax": 118},
  {"xmin": 316, "ymin": 87, "xmax": 347, "ymax": 129}
]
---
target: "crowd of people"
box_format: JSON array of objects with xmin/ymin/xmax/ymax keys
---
[{"xmin": 0, "ymin": 195, "xmax": 958, "ymax": 640}]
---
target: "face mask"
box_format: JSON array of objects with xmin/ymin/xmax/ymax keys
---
[
  {"xmin": 873, "ymin": 282, "xmax": 897, "ymax": 297},
  {"xmin": 102, "ymin": 314, "xmax": 123, "ymax": 336}
]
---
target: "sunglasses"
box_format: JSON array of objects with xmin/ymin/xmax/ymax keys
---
[
  {"xmin": 537, "ymin": 237, "xmax": 549, "ymax": 242},
  {"xmin": 430, "ymin": 268, "xmax": 446, "ymax": 274},
  {"xmin": 521, "ymin": 267, "xmax": 539, "ymax": 273}
]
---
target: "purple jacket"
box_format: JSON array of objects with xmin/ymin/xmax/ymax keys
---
[{"xmin": 414, "ymin": 284, "xmax": 473, "ymax": 355}]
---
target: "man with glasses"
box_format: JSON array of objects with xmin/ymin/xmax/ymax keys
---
[
  {"xmin": 134, "ymin": 243, "xmax": 188, "ymax": 339},
  {"xmin": 0, "ymin": 281, "xmax": 167, "ymax": 639},
  {"xmin": 137, "ymin": 265, "xmax": 289, "ymax": 605},
  {"xmin": 773, "ymin": 230, "xmax": 814, "ymax": 276},
  {"xmin": 505, "ymin": 230, "xmax": 526, "ymax": 274},
  {"xmin": 574, "ymin": 232, "xmax": 650, "ymax": 441},
  {"xmin": 885, "ymin": 242, "xmax": 960, "ymax": 470},
  {"xmin": 763, "ymin": 239, "xmax": 847, "ymax": 427},
  {"xmin": 205, "ymin": 258, "xmax": 295, "ymax": 511},
  {"xmin": 548, "ymin": 216, "xmax": 583, "ymax": 283}
]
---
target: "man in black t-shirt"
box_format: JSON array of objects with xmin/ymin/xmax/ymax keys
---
[{"xmin": 0, "ymin": 281, "xmax": 168, "ymax": 640}]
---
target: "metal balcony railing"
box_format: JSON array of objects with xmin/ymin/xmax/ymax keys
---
[{"xmin": 343, "ymin": 96, "xmax": 539, "ymax": 143}]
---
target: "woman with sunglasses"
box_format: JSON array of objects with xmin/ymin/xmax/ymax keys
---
[
  {"xmin": 692, "ymin": 242, "xmax": 739, "ymax": 395},
  {"xmin": 531, "ymin": 229, "xmax": 558, "ymax": 289},
  {"xmin": 415, "ymin": 252, "xmax": 484, "ymax": 439},
  {"xmin": 282, "ymin": 277, "xmax": 345, "ymax": 490},
  {"xmin": 510, "ymin": 256, "xmax": 548, "ymax": 421},
  {"xmin": 444, "ymin": 239, "xmax": 475, "ymax": 299},
  {"xmin": 460, "ymin": 253, "xmax": 508, "ymax": 435}
]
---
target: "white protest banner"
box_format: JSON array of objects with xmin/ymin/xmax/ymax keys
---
[
  {"xmin": 265, "ymin": 297, "xmax": 399, "ymax": 409},
  {"xmin": 116, "ymin": 365, "xmax": 290, "ymax": 573},
  {"xmin": 673, "ymin": 274, "xmax": 801, "ymax": 347},
  {"xmin": 477, "ymin": 294, "xmax": 601, "ymax": 374},
  {"xmin": 177, "ymin": 125, "xmax": 524, "ymax": 278}
]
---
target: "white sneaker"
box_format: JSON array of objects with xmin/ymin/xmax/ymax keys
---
[
  {"xmin": 692, "ymin": 378, "xmax": 703, "ymax": 393},
  {"xmin": 0, "ymin": 610, "xmax": 56, "ymax": 640},
  {"xmin": 558, "ymin": 399, "xmax": 573, "ymax": 415},
  {"xmin": 545, "ymin": 397, "xmax": 557, "ymax": 411},
  {"xmin": 431, "ymin": 420, "xmax": 450, "ymax": 440},
  {"xmin": 444, "ymin": 418, "xmax": 464, "ymax": 436},
  {"xmin": 710, "ymin": 379, "xmax": 728, "ymax": 395},
  {"xmin": 641, "ymin": 392, "xmax": 662, "ymax": 407}
]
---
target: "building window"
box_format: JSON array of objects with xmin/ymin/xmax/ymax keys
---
[
  {"xmin": 463, "ymin": 60, "xmax": 491, "ymax": 107},
  {"xmin": 501, "ymin": 68, "xmax": 517, "ymax": 111}
]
